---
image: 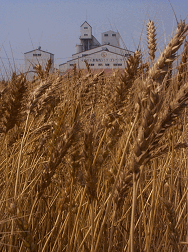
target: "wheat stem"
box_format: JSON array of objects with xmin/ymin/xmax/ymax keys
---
[
  {"xmin": 92, "ymin": 127, "xmax": 107, "ymax": 167},
  {"xmin": 129, "ymin": 172, "xmax": 138, "ymax": 252},
  {"xmin": 14, "ymin": 112, "xmax": 30, "ymax": 199},
  {"xmin": 69, "ymin": 186, "xmax": 87, "ymax": 247},
  {"xmin": 41, "ymin": 212, "xmax": 61, "ymax": 252},
  {"xmin": 91, "ymin": 200, "xmax": 95, "ymax": 252},
  {"xmin": 108, "ymin": 201, "xmax": 117, "ymax": 252},
  {"xmin": 94, "ymin": 105, "xmax": 139, "ymax": 252}
]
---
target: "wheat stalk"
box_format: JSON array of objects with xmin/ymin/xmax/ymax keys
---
[{"xmin": 129, "ymin": 20, "xmax": 188, "ymax": 252}]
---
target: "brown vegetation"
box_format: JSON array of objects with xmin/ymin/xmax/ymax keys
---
[{"xmin": 0, "ymin": 19, "xmax": 188, "ymax": 252}]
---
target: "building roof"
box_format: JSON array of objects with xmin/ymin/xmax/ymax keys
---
[
  {"xmin": 102, "ymin": 30, "xmax": 119, "ymax": 34},
  {"xmin": 72, "ymin": 44, "xmax": 133, "ymax": 57},
  {"xmin": 59, "ymin": 49, "xmax": 131, "ymax": 66},
  {"xmin": 24, "ymin": 48, "xmax": 54, "ymax": 55},
  {"xmin": 80, "ymin": 21, "xmax": 92, "ymax": 28},
  {"xmin": 92, "ymin": 35, "xmax": 101, "ymax": 46}
]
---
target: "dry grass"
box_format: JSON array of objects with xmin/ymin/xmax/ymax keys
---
[{"xmin": 0, "ymin": 20, "xmax": 188, "ymax": 252}]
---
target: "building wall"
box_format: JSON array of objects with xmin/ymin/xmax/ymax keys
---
[
  {"xmin": 80, "ymin": 21, "xmax": 92, "ymax": 39},
  {"xmin": 101, "ymin": 31, "xmax": 120, "ymax": 47},
  {"xmin": 72, "ymin": 44, "xmax": 132, "ymax": 60},
  {"xmin": 24, "ymin": 49, "xmax": 54, "ymax": 80},
  {"xmin": 59, "ymin": 50, "xmax": 129, "ymax": 73}
]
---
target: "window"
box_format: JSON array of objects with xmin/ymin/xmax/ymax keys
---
[
  {"xmin": 105, "ymin": 64, "xmax": 110, "ymax": 66},
  {"xmin": 82, "ymin": 54, "xmax": 88, "ymax": 57},
  {"xmin": 125, "ymin": 53, "xmax": 131, "ymax": 57},
  {"xmin": 84, "ymin": 27, "xmax": 88, "ymax": 29},
  {"xmin": 84, "ymin": 34, "xmax": 88, "ymax": 36},
  {"xmin": 113, "ymin": 64, "xmax": 118, "ymax": 66},
  {"xmin": 104, "ymin": 34, "xmax": 108, "ymax": 37},
  {"xmin": 112, "ymin": 34, "xmax": 116, "ymax": 37},
  {"xmin": 118, "ymin": 64, "xmax": 122, "ymax": 66},
  {"xmin": 98, "ymin": 63, "xmax": 103, "ymax": 66},
  {"xmin": 33, "ymin": 54, "xmax": 41, "ymax": 56},
  {"xmin": 70, "ymin": 64, "xmax": 74, "ymax": 66},
  {"xmin": 89, "ymin": 64, "xmax": 94, "ymax": 66}
]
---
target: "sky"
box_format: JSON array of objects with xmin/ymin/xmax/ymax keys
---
[{"xmin": 0, "ymin": 0, "xmax": 188, "ymax": 78}]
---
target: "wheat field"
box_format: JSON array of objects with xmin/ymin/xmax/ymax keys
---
[{"xmin": 0, "ymin": 19, "xmax": 188, "ymax": 252}]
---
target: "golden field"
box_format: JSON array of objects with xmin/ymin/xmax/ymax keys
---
[{"xmin": 0, "ymin": 20, "xmax": 188, "ymax": 252}]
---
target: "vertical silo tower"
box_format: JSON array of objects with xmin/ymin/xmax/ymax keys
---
[{"xmin": 80, "ymin": 21, "xmax": 92, "ymax": 51}]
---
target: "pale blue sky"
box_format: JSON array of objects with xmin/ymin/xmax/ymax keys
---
[{"xmin": 0, "ymin": 0, "xmax": 188, "ymax": 77}]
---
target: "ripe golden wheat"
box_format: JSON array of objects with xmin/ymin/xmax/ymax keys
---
[{"xmin": 0, "ymin": 19, "xmax": 188, "ymax": 252}]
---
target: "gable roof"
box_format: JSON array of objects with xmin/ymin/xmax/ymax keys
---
[
  {"xmin": 80, "ymin": 21, "xmax": 92, "ymax": 28},
  {"xmin": 60, "ymin": 49, "xmax": 131, "ymax": 66},
  {"xmin": 72, "ymin": 44, "xmax": 133, "ymax": 57},
  {"xmin": 24, "ymin": 48, "xmax": 54, "ymax": 55}
]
